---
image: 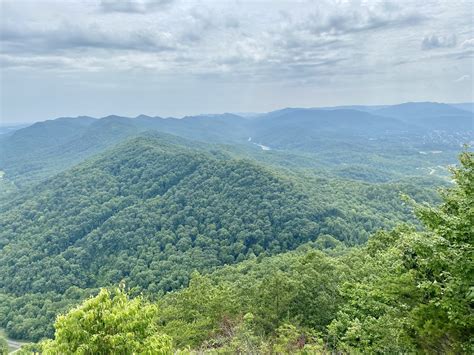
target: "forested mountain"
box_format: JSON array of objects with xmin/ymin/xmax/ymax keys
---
[
  {"xmin": 0, "ymin": 135, "xmax": 321, "ymax": 296},
  {"xmin": 250, "ymin": 108, "xmax": 415, "ymax": 151},
  {"xmin": 374, "ymin": 102, "xmax": 473, "ymax": 132},
  {"xmin": 0, "ymin": 132, "xmax": 440, "ymax": 341},
  {"xmin": 0, "ymin": 103, "xmax": 471, "ymax": 352},
  {"xmin": 1, "ymin": 102, "xmax": 471, "ymax": 191},
  {"xmin": 15, "ymin": 150, "xmax": 473, "ymax": 354},
  {"xmin": 156, "ymin": 151, "xmax": 473, "ymax": 353},
  {"xmin": 0, "ymin": 116, "xmax": 132, "ymax": 187},
  {"xmin": 0, "ymin": 114, "xmax": 249, "ymax": 188}
]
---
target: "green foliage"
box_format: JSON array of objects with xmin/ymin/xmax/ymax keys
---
[
  {"xmin": 0, "ymin": 335, "xmax": 7, "ymax": 355},
  {"xmin": 0, "ymin": 287, "xmax": 97, "ymax": 341},
  {"xmin": 0, "ymin": 136, "xmax": 437, "ymax": 340},
  {"xmin": 157, "ymin": 272, "xmax": 238, "ymax": 348},
  {"xmin": 16, "ymin": 343, "xmax": 43, "ymax": 355},
  {"xmin": 6, "ymin": 150, "xmax": 472, "ymax": 353},
  {"xmin": 153, "ymin": 248, "xmax": 348, "ymax": 352},
  {"xmin": 220, "ymin": 313, "xmax": 264, "ymax": 354},
  {"xmin": 39, "ymin": 286, "xmax": 172, "ymax": 354},
  {"xmin": 406, "ymin": 150, "xmax": 473, "ymax": 352},
  {"xmin": 329, "ymin": 150, "xmax": 473, "ymax": 353},
  {"xmin": 150, "ymin": 150, "xmax": 471, "ymax": 353}
]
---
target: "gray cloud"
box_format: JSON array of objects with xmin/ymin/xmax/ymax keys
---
[
  {"xmin": 99, "ymin": 0, "xmax": 174, "ymax": 14},
  {"xmin": 1, "ymin": 20, "xmax": 176, "ymax": 54},
  {"xmin": 300, "ymin": 2, "xmax": 424, "ymax": 37},
  {"xmin": 422, "ymin": 34, "xmax": 457, "ymax": 50},
  {"xmin": 0, "ymin": 0, "xmax": 473, "ymax": 122}
]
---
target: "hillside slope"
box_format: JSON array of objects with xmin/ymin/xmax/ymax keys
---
[
  {"xmin": 0, "ymin": 133, "xmax": 441, "ymax": 340},
  {"xmin": 0, "ymin": 136, "xmax": 322, "ymax": 296}
]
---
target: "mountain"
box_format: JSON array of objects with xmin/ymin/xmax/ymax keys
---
[
  {"xmin": 2, "ymin": 134, "xmax": 424, "ymax": 297},
  {"xmin": 256, "ymin": 108, "xmax": 412, "ymax": 135},
  {"xmin": 0, "ymin": 123, "xmax": 30, "ymax": 136},
  {"xmin": 250, "ymin": 108, "xmax": 416, "ymax": 151},
  {"xmin": 317, "ymin": 104, "xmax": 389, "ymax": 112},
  {"xmin": 0, "ymin": 135, "xmax": 321, "ymax": 338},
  {"xmin": 373, "ymin": 102, "xmax": 473, "ymax": 131},
  {"xmin": 1, "ymin": 103, "xmax": 470, "ymax": 192},
  {"xmin": 449, "ymin": 102, "xmax": 474, "ymax": 113},
  {"xmin": 0, "ymin": 132, "xmax": 441, "ymax": 340},
  {"xmin": 0, "ymin": 116, "xmax": 96, "ymax": 153},
  {"xmin": 0, "ymin": 113, "xmax": 249, "ymax": 188},
  {"xmin": 0, "ymin": 116, "xmax": 136, "ymax": 187},
  {"xmin": 11, "ymin": 150, "xmax": 470, "ymax": 352},
  {"xmin": 150, "ymin": 153, "xmax": 472, "ymax": 353},
  {"xmin": 152, "ymin": 113, "xmax": 250, "ymax": 142}
]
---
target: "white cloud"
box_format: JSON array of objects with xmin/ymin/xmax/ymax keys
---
[
  {"xmin": 454, "ymin": 74, "xmax": 471, "ymax": 82},
  {"xmin": 461, "ymin": 38, "xmax": 474, "ymax": 48},
  {"xmin": 0, "ymin": 0, "xmax": 429, "ymax": 75}
]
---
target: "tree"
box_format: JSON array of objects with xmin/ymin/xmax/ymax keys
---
[
  {"xmin": 0, "ymin": 335, "xmax": 8, "ymax": 355},
  {"xmin": 40, "ymin": 286, "xmax": 172, "ymax": 354},
  {"xmin": 329, "ymin": 150, "xmax": 473, "ymax": 353},
  {"xmin": 405, "ymin": 150, "xmax": 473, "ymax": 352}
]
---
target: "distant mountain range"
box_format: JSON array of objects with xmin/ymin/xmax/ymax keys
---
[{"xmin": 0, "ymin": 102, "xmax": 471, "ymax": 188}]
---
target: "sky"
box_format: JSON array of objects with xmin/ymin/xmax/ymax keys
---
[{"xmin": 0, "ymin": 0, "xmax": 473, "ymax": 123}]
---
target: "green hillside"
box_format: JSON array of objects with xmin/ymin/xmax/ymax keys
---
[
  {"xmin": 20, "ymin": 150, "xmax": 472, "ymax": 353},
  {"xmin": 0, "ymin": 136, "xmax": 318, "ymax": 340},
  {"xmin": 0, "ymin": 134, "xmax": 441, "ymax": 341}
]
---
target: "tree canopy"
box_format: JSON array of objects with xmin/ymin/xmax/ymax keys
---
[{"xmin": 40, "ymin": 286, "xmax": 172, "ymax": 354}]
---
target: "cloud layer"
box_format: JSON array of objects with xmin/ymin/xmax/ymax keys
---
[{"xmin": 0, "ymin": 0, "xmax": 473, "ymax": 122}]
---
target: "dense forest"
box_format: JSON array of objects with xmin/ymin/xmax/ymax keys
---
[
  {"xmin": 0, "ymin": 103, "xmax": 471, "ymax": 353},
  {"xmin": 12, "ymin": 150, "xmax": 473, "ymax": 354},
  {"xmin": 0, "ymin": 135, "xmax": 441, "ymax": 341}
]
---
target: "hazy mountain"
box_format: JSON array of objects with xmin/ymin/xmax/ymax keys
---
[
  {"xmin": 449, "ymin": 102, "xmax": 474, "ymax": 113},
  {"xmin": 374, "ymin": 102, "xmax": 473, "ymax": 131},
  {"xmin": 0, "ymin": 113, "xmax": 249, "ymax": 187},
  {"xmin": 0, "ymin": 103, "xmax": 470, "ymax": 190},
  {"xmin": 0, "ymin": 123, "xmax": 31, "ymax": 136},
  {"xmin": 250, "ymin": 108, "xmax": 417, "ymax": 151}
]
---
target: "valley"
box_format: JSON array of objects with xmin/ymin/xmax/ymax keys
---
[{"xmin": 0, "ymin": 102, "xmax": 471, "ymax": 353}]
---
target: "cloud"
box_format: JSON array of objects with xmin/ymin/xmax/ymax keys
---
[
  {"xmin": 421, "ymin": 34, "xmax": 457, "ymax": 50},
  {"xmin": 1, "ymin": 20, "xmax": 176, "ymax": 54},
  {"xmin": 461, "ymin": 38, "xmax": 474, "ymax": 48},
  {"xmin": 1, "ymin": 0, "xmax": 474, "ymax": 121},
  {"xmin": 299, "ymin": 1, "xmax": 424, "ymax": 37},
  {"xmin": 99, "ymin": 0, "xmax": 174, "ymax": 14},
  {"xmin": 454, "ymin": 74, "xmax": 471, "ymax": 82},
  {"xmin": 0, "ymin": 0, "xmax": 471, "ymax": 88}
]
